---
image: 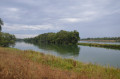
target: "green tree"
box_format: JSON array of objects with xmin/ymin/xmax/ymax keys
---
[
  {"xmin": 24, "ymin": 30, "xmax": 80, "ymax": 45},
  {"xmin": 0, "ymin": 32, "xmax": 16, "ymax": 47},
  {"xmin": 0, "ymin": 18, "xmax": 4, "ymax": 32},
  {"xmin": 0, "ymin": 18, "xmax": 16, "ymax": 47}
]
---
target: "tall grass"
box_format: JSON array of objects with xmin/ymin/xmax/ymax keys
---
[
  {"xmin": 78, "ymin": 43, "xmax": 120, "ymax": 50},
  {"xmin": 0, "ymin": 47, "xmax": 120, "ymax": 79}
]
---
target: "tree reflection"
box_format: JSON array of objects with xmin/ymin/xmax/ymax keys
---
[{"xmin": 26, "ymin": 42, "xmax": 80, "ymax": 56}]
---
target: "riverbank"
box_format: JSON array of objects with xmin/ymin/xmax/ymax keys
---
[
  {"xmin": 80, "ymin": 40, "xmax": 117, "ymax": 42},
  {"xmin": 78, "ymin": 43, "xmax": 120, "ymax": 50},
  {"xmin": 80, "ymin": 40, "xmax": 120, "ymax": 42},
  {"xmin": 0, "ymin": 47, "xmax": 120, "ymax": 79},
  {"xmin": 81, "ymin": 37, "xmax": 120, "ymax": 42}
]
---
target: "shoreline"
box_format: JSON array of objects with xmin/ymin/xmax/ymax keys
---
[
  {"xmin": 78, "ymin": 43, "xmax": 120, "ymax": 50},
  {"xmin": 0, "ymin": 47, "xmax": 120, "ymax": 79},
  {"xmin": 80, "ymin": 40, "xmax": 120, "ymax": 42}
]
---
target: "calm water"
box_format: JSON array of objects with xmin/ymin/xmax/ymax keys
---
[
  {"xmin": 13, "ymin": 41, "xmax": 120, "ymax": 68},
  {"xmin": 79, "ymin": 41, "xmax": 120, "ymax": 45}
]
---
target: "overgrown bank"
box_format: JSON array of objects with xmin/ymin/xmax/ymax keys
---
[
  {"xmin": 0, "ymin": 47, "xmax": 120, "ymax": 79},
  {"xmin": 78, "ymin": 43, "xmax": 120, "ymax": 50},
  {"xmin": 81, "ymin": 37, "xmax": 120, "ymax": 42}
]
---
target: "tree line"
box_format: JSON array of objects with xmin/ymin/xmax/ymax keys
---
[
  {"xmin": 24, "ymin": 30, "xmax": 80, "ymax": 45},
  {"xmin": 82, "ymin": 37, "xmax": 120, "ymax": 42},
  {"xmin": 0, "ymin": 18, "xmax": 16, "ymax": 47}
]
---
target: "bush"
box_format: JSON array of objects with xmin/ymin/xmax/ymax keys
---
[{"xmin": 0, "ymin": 32, "xmax": 16, "ymax": 47}]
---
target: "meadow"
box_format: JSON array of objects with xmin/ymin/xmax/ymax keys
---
[{"xmin": 0, "ymin": 47, "xmax": 120, "ymax": 79}]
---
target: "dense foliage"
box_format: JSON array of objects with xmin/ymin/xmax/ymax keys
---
[
  {"xmin": 0, "ymin": 32, "xmax": 16, "ymax": 47},
  {"xmin": 24, "ymin": 30, "xmax": 80, "ymax": 45},
  {"xmin": 0, "ymin": 18, "xmax": 16, "ymax": 47}
]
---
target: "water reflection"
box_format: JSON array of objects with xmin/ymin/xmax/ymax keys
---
[
  {"xmin": 13, "ymin": 41, "xmax": 120, "ymax": 68},
  {"xmin": 25, "ymin": 42, "xmax": 80, "ymax": 56}
]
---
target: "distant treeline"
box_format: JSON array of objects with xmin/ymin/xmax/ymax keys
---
[
  {"xmin": 81, "ymin": 37, "xmax": 120, "ymax": 42},
  {"xmin": 0, "ymin": 32, "xmax": 16, "ymax": 47},
  {"xmin": 78, "ymin": 43, "xmax": 120, "ymax": 50},
  {"xmin": 24, "ymin": 30, "xmax": 80, "ymax": 45},
  {"xmin": 16, "ymin": 38, "xmax": 24, "ymax": 42}
]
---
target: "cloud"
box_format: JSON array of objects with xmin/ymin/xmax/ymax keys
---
[
  {"xmin": 3, "ymin": 23, "xmax": 61, "ymax": 31},
  {"xmin": 60, "ymin": 18, "xmax": 90, "ymax": 23},
  {"xmin": 7, "ymin": 8, "xmax": 19, "ymax": 12},
  {"xmin": 60, "ymin": 18, "xmax": 80, "ymax": 22},
  {"xmin": 15, "ymin": 34, "xmax": 37, "ymax": 38},
  {"xmin": 0, "ymin": 7, "xmax": 20, "ymax": 21},
  {"xmin": 0, "ymin": 0, "xmax": 120, "ymax": 38}
]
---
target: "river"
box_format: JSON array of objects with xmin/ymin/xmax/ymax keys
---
[{"xmin": 12, "ymin": 41, "xmax": 120, "ymax": 68}]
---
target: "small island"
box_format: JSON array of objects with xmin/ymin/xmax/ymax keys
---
[{"xmin": 24, "ymin": 30, "xmax": 80, "ymax": 45}]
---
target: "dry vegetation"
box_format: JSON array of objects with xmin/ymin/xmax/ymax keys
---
[
  {"xmin": 0, "ymin": 47, "xmax": 120, "ymax": 79},
  {"xmin": 0, "ymin": 47, "xmax": 80, "ymax": 79}
]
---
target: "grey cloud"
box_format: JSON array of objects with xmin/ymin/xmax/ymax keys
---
[{"xmin": 0, "ymin": 0, "xmax": 120, "ymax": 38}]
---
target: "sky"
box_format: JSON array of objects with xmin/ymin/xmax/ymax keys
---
[{"xmin": 0, "ymin": 0, "xmax": 120, "ymax": 38}]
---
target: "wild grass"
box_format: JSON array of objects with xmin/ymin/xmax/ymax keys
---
[
  {"xmin": 0, "ymin": 47, "xmax": 120, "ymax": 79},
  {"xmin": 78, "ymin": 43, "xmax": 120, "ymax": 50}
]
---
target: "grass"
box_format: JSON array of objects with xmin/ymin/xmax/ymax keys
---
[
  {"xmin": 0, "ymin": 47, "xmax": 120, "ymax": 79},
  {"xmin": 78, "ymin": 43, "xmax": 120, "ymax": 50}
]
